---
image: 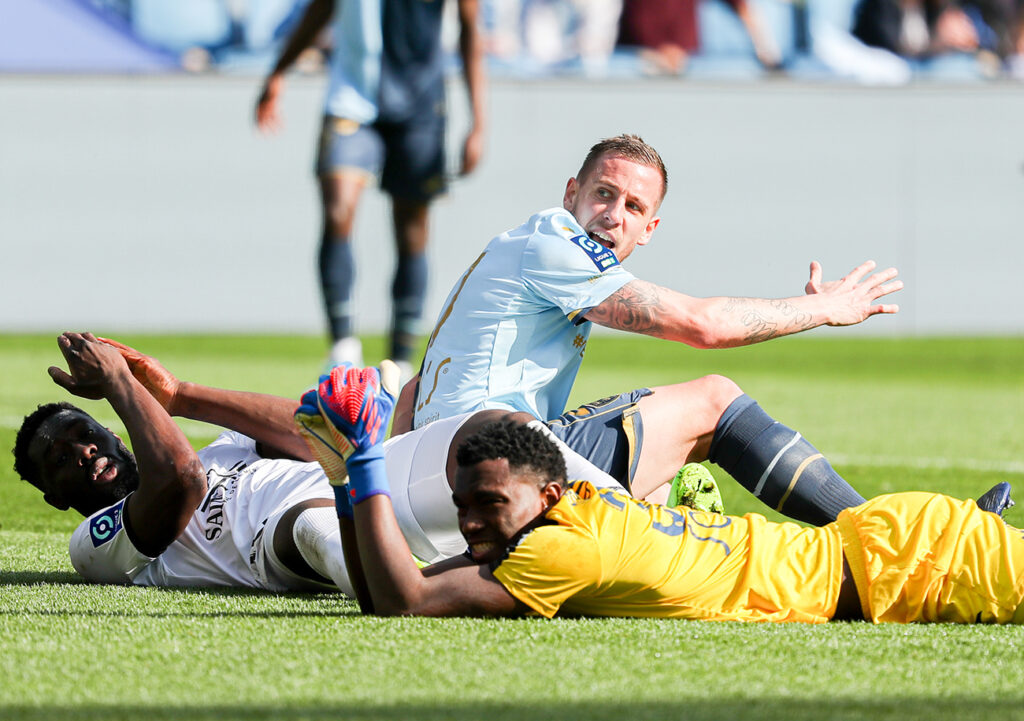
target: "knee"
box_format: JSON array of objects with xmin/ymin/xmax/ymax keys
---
[
  {"xmin": 324, "ymin": 201, "xmax": 357, "ymax": 238},
  {"xmin": 687, "ymin": 375, "xmax": 744, "ymax": 415}
]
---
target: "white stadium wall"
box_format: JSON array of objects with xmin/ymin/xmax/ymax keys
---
[{"xmin": 1, "ymin": 75, "xmax": 1023, "ymax": 335}]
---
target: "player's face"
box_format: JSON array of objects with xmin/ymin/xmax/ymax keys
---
[
  {"xmin": 563, "ymin": 153, "xmax": 662, "ymax": 263},
  {"xmin": 454, "ymin": 458, "xmax": 562, "ymax": 564},
  {"xmin": 27, "ymin": 409, "xmax": 140, "ymax": 516}
]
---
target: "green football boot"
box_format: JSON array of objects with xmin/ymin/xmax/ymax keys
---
[{"xmin": 667, "ymin": 463, "xmax": 725, "ymax": 514}]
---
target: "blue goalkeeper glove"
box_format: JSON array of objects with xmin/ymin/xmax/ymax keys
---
[
  {"xmin": 294, "ymin": 386, "xmax": 353, "ymax": 519},
  {"xmin": 317, "ymin": 361, "xmax": 399, "ymax": 504}
]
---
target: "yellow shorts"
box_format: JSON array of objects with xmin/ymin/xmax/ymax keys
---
[{"xmin": 836, "ymin": 492, "xmax": 1024, "ymax": 624}]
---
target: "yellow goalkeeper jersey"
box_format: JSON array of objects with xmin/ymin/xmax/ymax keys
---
[{"xmin": 491, "ymin": 481, "xmax": 843, "ymax": 621}]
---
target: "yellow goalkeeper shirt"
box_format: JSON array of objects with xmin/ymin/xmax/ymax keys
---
[{"xmin": 491, "ymin": 481, "xmax": 843, "ymax": 621}]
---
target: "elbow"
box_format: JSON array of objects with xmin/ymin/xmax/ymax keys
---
[
  {"xmin": 682, "ymin": 333, "xmax": 720, "ymax": 350},
  {"xmin": 370, "ymin": 600, "xmax": 419, "ymax": 618},
  {"xmin": 671, "ymin": 320, "xmax": 727, "ymax": 350},
  {"xmin": 179, "ymin": 457, "xmax": 208, "ymax": 507},
  {"xmin": 368, "ymin": 586, "xmax": 440, "ymax": 617}
]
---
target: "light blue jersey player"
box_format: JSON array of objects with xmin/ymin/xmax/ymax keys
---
[
  {"xmin": 413, "ymin": 207, "xmax": 634, "ymax": 429},
  {"xmin": 402, "ymin": 134, "xmax": 903, "ymax": 526}
]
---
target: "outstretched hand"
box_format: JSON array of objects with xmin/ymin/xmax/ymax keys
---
[
  {"xmin": 48, "ymin": 332, "xmax": 131, "ymax": 400},
  {"xmin": 98, "ymin": 337, "xmax": 180, "ymax": 413},
  {"xmin": 805, "ymin": 260, "xmax": 903, "ymax": 326}
]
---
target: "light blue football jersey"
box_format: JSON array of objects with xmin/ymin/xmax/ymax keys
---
[
  {"xmin": 323, "ymin": 0, "xmax": 382, "ymax": 123},
  {"xmin": 412, "ymin": 207, "xmax": 634, "ymax": 428},
  {"xmin": 323, "ymin": 0, "xmax": 447, "ymax": 124}
]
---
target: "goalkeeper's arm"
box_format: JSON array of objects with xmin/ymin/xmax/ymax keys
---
[{"xmin": 318, "ymin": 364, "xmax": 518, "ymax": 616}]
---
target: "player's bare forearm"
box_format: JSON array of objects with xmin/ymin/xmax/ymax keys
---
[
  {"xmin": 588, "ymin": 270, "xmax": 901, "ymax": 348},
  {"xmin": 172, "ymin": 383, "xmax": 312, "ymax": 461},
  {"xmin": 586, "ymin": 282, "xmax": 815, "ymax": 347},
  {"xmin": 267, "ymin": 0, "xmax": 334, "ymax": 77},
  {"xmin": 51, "ymin": 333, "xmax": 206, "ymax": 555},
  {"xmin": 353, "ymin": 495, "xmax": 438, "ymax": 615},
  {"xmin": 104, "ymin": 373, "xmax": 207, "ymax": 555},
  {"xmin": 339, "ymin": 518, "xmax": 374, "ymax": 613},
  {"xmin": 457, "ymin": 0, "xmax": 487, "ymax": 173},
  {"xmin": 99, "ymin": 337, "xmax": 309, "ymax": 459},
  {"xmin": 390, "ymin": 375, "xmax": 419, "ymax": 437},
  {"xmin": 352, "ymin": 495, "xmax": 519, "ymax": 616},
  {"xmin": 714, "ymin": 296, "xmax": 816, "ymax": 344}
]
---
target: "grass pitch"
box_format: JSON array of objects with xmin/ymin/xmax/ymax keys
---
[{"xmin": 2, "ymin": 333, "xmax": 1023, "ymax": 721}]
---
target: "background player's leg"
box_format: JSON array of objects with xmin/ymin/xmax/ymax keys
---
[
  {"xmin": 390, "ymin": 197, "xmax": 430, "ymax": 373},
  {"xmin": 320, "ymin": 173, "xmax": 367, "ymax": 366}
]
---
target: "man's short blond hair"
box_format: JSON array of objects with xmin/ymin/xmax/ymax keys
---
[{"xmin": 576, "ymin": 134, "xmax": 668, "ymax": 202}]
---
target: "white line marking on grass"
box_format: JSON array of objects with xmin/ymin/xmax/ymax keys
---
[{"xmin": 830, "ymin": 453, "xmax": 1024, "ymax": 475}]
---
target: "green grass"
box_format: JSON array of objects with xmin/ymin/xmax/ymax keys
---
[{"xmin": 2, "ymin": 333, "xmax": 1024, "ymax": 720}]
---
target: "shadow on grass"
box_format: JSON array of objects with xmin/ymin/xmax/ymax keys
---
[
  {"xmin": 0, "ymin": 573, "xmax": 335, "ymax": 598},
  {"xmin": 0, "ymin": 570, "xmax": 83, "ymax": 585},
  {"xmin": 3, "ymin": 699, "xmax": 1022, "ymax": 721}
]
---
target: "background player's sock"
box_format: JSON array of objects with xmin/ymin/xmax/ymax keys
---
[
  {"xmin": 390, "ymin": 250, "xmax": 427, "ymax": 362},
  {"xmin": 320, "ymin": 233, "xmax": 356, "ymax": 341},
  {"xmin": 707, "ymin": 394, "xmax": 865, "ymax": 525}
]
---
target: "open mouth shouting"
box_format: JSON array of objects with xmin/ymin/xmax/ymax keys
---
[{"xmin": 587, "ymin": 229, "xmax": 614, "ymax": 250}]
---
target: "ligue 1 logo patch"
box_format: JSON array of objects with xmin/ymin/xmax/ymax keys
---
[
  {"xmin": 90, "ymin": 500, "xmax": 125, "ymax": 548},
  {"xmin": 569, "ymin": 234, "xmax": 618, "ymax": 272}
]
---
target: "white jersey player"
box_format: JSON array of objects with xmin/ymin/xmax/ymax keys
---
[
  {"xmin": 63, "ymin": 413, "xmax": 623, "ymax": 593},
  {"xmin": 16, "ymin": 333, "xmax": 623, "ymax": 595}
]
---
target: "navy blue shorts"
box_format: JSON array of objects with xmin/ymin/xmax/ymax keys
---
[
  {"xmin": 315, "ymin": 113, "xmax": 447, "ymax": 201},
  {"xmin": 545, "ymin": 388, "xmax": 652, "ymax": 494}
]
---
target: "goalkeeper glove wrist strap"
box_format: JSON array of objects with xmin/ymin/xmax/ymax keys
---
[
  {"xmin": 347, "ymin": 451, "xmax": 390, "ymax": 504},
  {"xmin": 332, "ymin": 484, "xmax": 354, "ymax": 519}
]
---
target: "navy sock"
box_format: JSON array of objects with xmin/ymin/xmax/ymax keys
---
[
  {"xmin": 390, "ymin": 251, "xmax": 427, "ymax": 362},
  {"xmin": 707, "ymin": 395, "xmax": 866, "ymax": 525},
  {"xmin": 319, "ymin": 233, "xmax": 355, "ymax": 341}
]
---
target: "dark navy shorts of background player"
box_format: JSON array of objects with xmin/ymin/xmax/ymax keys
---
[
  {"xmin": 546, "ymin": 388, "xmax": 653, "ymax": 494},
  {"xmin": 315, "ymin": 112, "xmax": 448, "ymax": 202}
]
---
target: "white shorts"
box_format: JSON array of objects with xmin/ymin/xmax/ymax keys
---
[
  {"xmin": 383, "ymin": 411, "xmax": 626, "ymax": 564},
  {"xmin": 384, "ymin": 413, "xmax": 474, "ymax": 563},
  {"xmin": 250, "ymin": 505, "xmax": 340, "ymax": 593}
]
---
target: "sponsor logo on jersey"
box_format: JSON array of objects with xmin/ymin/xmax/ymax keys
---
[
  {"xmin": 569, "ymin": 234, "xmax": 619, "ymax": 271},
  {"xmin": 89, "ymin": 499, "xmax": 125, "ymax": 548},
  {"xmin": 201, "ymin": 461, "xmax": 246, "ymax": 541}
]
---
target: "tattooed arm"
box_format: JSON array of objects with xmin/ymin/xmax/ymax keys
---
[{"xmin": 585, "ymin": 261, "xmax": 902, "ymax": 349}]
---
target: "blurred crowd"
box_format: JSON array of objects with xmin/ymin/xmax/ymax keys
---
[{"xmin": 60, "ymin": 0, "xmax": 1024, "ymax": 81}]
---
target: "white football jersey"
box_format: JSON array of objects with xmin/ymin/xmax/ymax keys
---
[{"xmin": 69, "ymin": 431, "xmax": 332, "ymax": 589}]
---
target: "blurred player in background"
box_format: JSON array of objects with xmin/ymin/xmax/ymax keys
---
[
  {"xmin": 400, "ymin": 133, "xmax": 904, "ymax": 525},
  {"xmin": 256, "ymin": 0, "xmax": 487, "ymax": 377}
]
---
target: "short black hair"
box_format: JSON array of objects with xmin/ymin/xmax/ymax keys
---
[
  {"xmin": 456, "ymin": 419, "xmax": 567, "ymax": 489},
  {"xmin": 13, "ymin": 401, "xmax": 82, "ymax": 490}
]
